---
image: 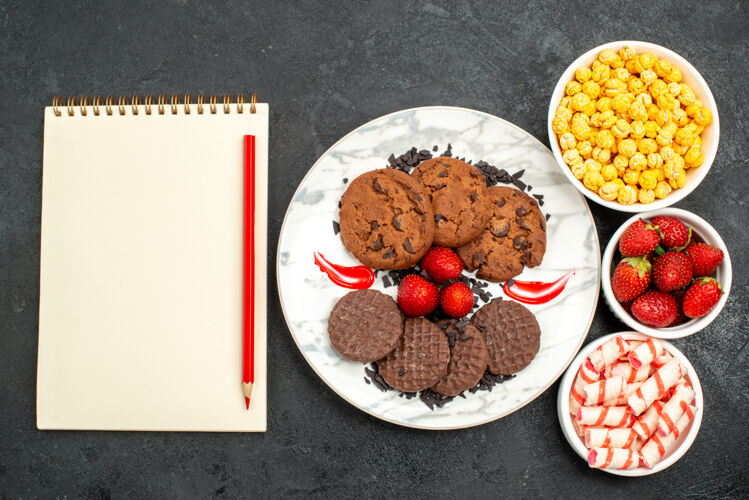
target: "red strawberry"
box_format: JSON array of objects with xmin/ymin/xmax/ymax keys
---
[
  {"xmin": 682, "ymin": 277, "xmax": 723, "ymax": 319},
  {"xmin": 611, "ymin": 257, "xmax": 651, "ymax": 302},
  {"xmin": 652, "ymin": 251, "xmax": 692, "ymax": 291},
  {"xmin": 631, "ymin": 290, "xmax": 678, "ymax": 328},
  {"xmin": 420, "ymin": 247, "xmax": 463, "ymax": 282},
  {"xmin": 397, "ymin": 274, "xmax": 439, "ymax": 317},
  {"xmin": 619, "ymin": 219, "xmax": 661, "ymax": 257},
  {"xmin": 684, "ymin": 242, "xmax": 724, "ymax": 276},
  {"xmin": 651, "ymin": 216, "xmax": 691, "ymax": 249},
  {"xmin": 439, "ymin": 282, "xmax": 474, "ymax": 318},
  {"xmin": 669, "ymin": 287, "xmax": 689, "ymax": 326}
]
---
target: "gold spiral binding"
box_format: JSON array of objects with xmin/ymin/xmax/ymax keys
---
[
  {"xmin": 52, "ymin": 93, "xmax": 259, "ymax": 116},
  {"xmin": 79, "ymin": 96, "xmax": 90, "ymax": 116},
  {"xmin": 118, "ymin": 96, "xmax": 129, "ymax": 115},
  {"xmin": 67, "ymin": 96, "xmax": 78, "ymax": 116}
]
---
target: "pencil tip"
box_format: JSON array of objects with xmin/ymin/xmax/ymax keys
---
[
  {"xmin": 245, "ymin": 396, "xmax": 251, "ymax": 410},
  {"xmin": 243, "ymin": 381, "xmax": 254, "ymax": 410}
]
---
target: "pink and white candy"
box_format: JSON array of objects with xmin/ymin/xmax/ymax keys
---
[
  {"xmin": 607, "ymin": 361, "xmax": 650, "ymax": 383},
  {"xmin": 640, "ymin": 405, "xmax": 698, "ymax": 468},
  {"xmin": 583, "ymin": 376, "xmax": 626, "ymax": 405},
  {"xmin": 604, "ymin": 382, "xmax": 642, "ymax": 406},
  {"xmin": 569, "ymin": 358, "xmax": 599, "ymax": 415},
  {"xmin": 628, "ymin": 359, "xmax": 683, "ymax": 416},
  {"xmin": 588, "ymin": 447, "xmax": 639, "ymax": 470},
  {"xmin": 656, "ymin": 384, "xmax": 696, "ymax": 437},
  {"xmin": 585, "ymin": 427, "xmax": 639, "ymax": 449},
  {"xmin": 632, "ymin": 400, "xmax": 665, "ymax": 440},
  {"xmin": 628, "ymin": 339, "xmax": 664, "ymax": 370},
  {"xmin": 577, "ymin": 405, "xmax": 634, "ymax": 427},
  {"xmin": 589, "ymin": 335, "xmax": 632, "ymax": 372}
]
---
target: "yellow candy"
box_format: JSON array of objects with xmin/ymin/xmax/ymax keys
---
[
  {"xmin": 639, "ymin": 169, "xmax": 658, "ymax": 190},
  {"xmin": 654, "ymin": 181, "xmax": 672, "ymax": 199},
  {"xmin": 684, "ymin": 147, "xmax": 704, "ymax": 168},
  {"xmin": 665, "ymin": 68, "xmax": 681, "ymax": 83},
  {"xmin": 668, "ymin": 165, "xmax": 687, "ymax": 189},
  {"xmin": 678, "ymin": 84, "xmax": 696, "ymax": 106},
  {"xmin": 571, "ymin": 123, "xmax": 591, "ymax": 141},
  {"xmin": 675, "ymin": 126, "xmax": 695, "ymax": 146},
  {"xmin": 596, "ymin": 97, "xmax": 612, "ymax": 112},
  {"xmin": 610, "ymin": 55, "xmax": 625, "ymax": 69},
  {"xmin": 556, "ymin": 106, "xmax": 573, "ymax": 122},
  {"xmin": 599, "ymin": 181, "xmax": 619, "ymax": 201},
  {"xmin": 649, "ymin": 79, "xmax": 668, "ymax": 99},
  {"xmin": 559, "ymin": 96, "xmax": 571, "ymax": 108},
  {"xmin": 673, "ymin": 142, "xmax": 688, "ymax": 156},
  {"xmin": 599, "ymin": 109, "xmax": 617, "ymax": 128},
  {"xmin": 636, "ymin": 93, "xmax": 653, "ymax": 107},
  {"xmin": 598, "ymin": 49, "xmax": 618, "ymax": 65},
  {"xmin": 657, "ymin": 91, "xmax": 677, "ymax": 111},
  {"xmin": 638, "ymin": 189, "xmax": 655, "ymax": 204},
  {"xmin": 613, "ymin": 67, "xmax": 630, "ymax": 82},
  {"xmin": 552, "ymin": 116, "xmax": 569, "ymax": 135},
  {"xmin": 638, "ymin": 138, "xmax": 658, "ymax": 155},
  {"xmin": 611, "ymin": 119, "xmax": 631, "ymax": 138},
  {"xmin": 685, "ymin": 103, "xmax": 700, "ymax": 118},
  {"xmin": 656, "ymin": 132, "xmax": 673, "ymax": 147},
  {"xmin": 571, "ymin": 93, "xmax": 591, "ymax": 112},
  {"xmin": 596, "ymin": 130, "xmax": 615, "ymax": 149},
  {"xmin": 612, "ymin": 94, "xmax": 632, "ymax": 115},
  {"xmin": 644, "ymin": 120, "xmax": 660, "ymax": 138},
  {"xmin": 566, "ymin": 81, "xmax": 582, "ymax": 96},
  {"xmin": 604, "ymin": 78, "xmax": 628, "ymax": 97},
  {"xmin": 584, "ymin": 158, "xmax": 602, "ymax": 172},
  {"xmin": 575, "ymin": 66, "xmax": 593, "ymax": 83},
  {"xmin": 641, "ymin": 69, "xmax": 658, "ymax": 85},
  {"xmin": 618, "ymin": 139, "xmax": 637, "ymax": 157},
  {"xmin": 628, "ymin": 101, "xmax": 648, "ymax": 122},
  {"xmin": 582, "ymin": 100, "xmax": 596, "ymax": 117},
  {"xmin": 612, "ymin": 178, "xmax": 625, "ymax": 188},
  {"xmin": 623, "ymin": 168, "xmax": 640, "ymax": 185},
  {"xmin": 694, "ymin": 108, "xmax": 713, "ymax": 126},
  {"xmin": 563, "ymin": 149, "xmax": 582, "ymax": 165},
  {"xmin": 660, "ymin": 146, "xmax": 677, "ymax": 162},
  {"xmin": 630, "ymin": 153, "xmax": 647, "ymax": 171},
  {"xmin": 655, "ymin": 109, "xmax": 672, "ymax": 127},
  {"xmin": 654, "ymin": 59, "xmax": 673, "ymax": 78},
  {"xmin": 673, "ymin": 107, "xmax": 689, "ymax": 127},
  {"xmin": 619, "ymin": 46, "xmax": 636, "ymax": 61},
  {"xmin": 582, "ymin": 80, "xmax": 601, "ymax": 99},
  {"xmin": 667, "ymin": 82, "xmax": 681, "ymax": 96},
  {"xmin": 638, "ymin": 53, "xmax": 657, "ymax": 70},
  {"xmin": 614, "ymin": 154, "xmax": 629, "ymax": 171},
  {"xmin": 628, "ymin": 78, "xmax": 646, "ymax": 95},
  {"xmin": 577, "ymin": 140, "xmax": 593, "ymax": 158},
  {"xmin": 591, "ymin": 61, "xmax": 611, "ymax": 82},
  {"xmin": 630, "ymin": 120, "xmax": 646, "ymax": 140},
  {"xmin": 583, "ymin": 170, "xmax": 605, "ymax": 191},
  {"xmin": 601, "ymin": 163, "xmax": 617, "ymax": 181},
  {"xmin": 592, "ymin": 147, "xmax": 612, "ymax": 164},
  {"xmin": 617, "ymin": 185, "xmax": 638, "ymax": 205},
  {"xmin": 570, "ymin": 161, "xmax": 586, "ymax": 179},
  {"xmin": 559, "ymin": 132, "xmax": 576, "ymax": 150},
  {"xmin": 647, "ymin": 153, "xmax": 664, "ymax": 169}
]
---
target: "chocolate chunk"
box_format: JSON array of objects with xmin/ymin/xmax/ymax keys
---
[
  {"xmin": 373, "ymin": 178, "xmax": 386, "ymax": 194},
  {"xmin": 516, "ymin": 218, "xmax": 530, "ymax": 231},
  {"xmin": 392, "ymin": 214, "xmax": 402, "ymax": 230},
  {"xmin": 506, "ymin": 278, "xmax": 516, "ymax": 287},
  {"xmin": 338, "ymin": 200, "xmax": 342, "ymax": 209},
  {"xmin": 490, "ymin": 220, "xmax": 510, "ymax": 237},
  {"xmin": 343, "ymin": 177, "xmax": 348, "ymax": 184},
  {"xmin": 433, "ymin": 145, "xmax": 439, "ymax": 152},
  {"xmin": 513, "ymin": 236, "xmax": 529, "ymax": 250},
  {"xmin": 370, "ymin": 220, "xmax": 379, "ymax": 230},
  {"xmin": 516, "ymin": 206, "xmax": 528, "ymax": 217},
  {"xmin": 434, "ymin": 213, "xmax": 443, "ymax": 223},
  {"xmin": 370, "ymin": 234, "xmax": 383, "ymax": 251},
  {"xmin": 383, "ymin": 249, "xmax": 395, "ymax": 259},
  {"xmin": 474, "ymin": 252, "xmax": 485, "ymax": 265},
  {"xmin": 496, "ymin": 197, "xmax": 506, "ymax": 208},
  {"xmin": 398, "ymin": 368, "xmax": 406, "ymax": 376},
  {"xmin": 512, "ymin": 178, "xmax": 527, "ymax": 191},
  {"xmin": 382, "ymin": 275, "xmax": 392, "ymax": 288},
  {"xmin": 403, "ymin": 238, "xmax": 416, "ymax": 254},
  {"xmin": 434, "ymin": 182, "xmax": 447, "ymax": 189},
  {"xmin": 470, "ymin": 192, "xmax": 479, "ymax": 202},
  {"xmin": 521, "ymin": 251, "xmax": 533, "ymax": 265},
  {"xmin": 438, "ymin": 170, "xmax": 448, "ymax": 178},
  {"xmin": 332, "ymin": 220, "xmax": 340, "ymax": 235},
  {"xmin": 545, "ymin": 213, "xmax": 551, "ymax": 221},
  {"xmin": 512, "ymin": 169, "xmax": 525, "ymax": 179},
  {"xmin": 414, "ymin": 193, "xmax": 423, "ymax": 202},
  {"xmin": 460, "ymin": 335, "xmax": 470, "ymax": 341}
]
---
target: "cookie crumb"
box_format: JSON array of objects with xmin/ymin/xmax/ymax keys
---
[{"xmin": 332, "ymin": 220, "xmax": 340, "ymax": 235}]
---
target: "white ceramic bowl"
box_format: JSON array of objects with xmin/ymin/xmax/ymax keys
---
[
  {"xmin": 557, "ymin": 332, "xmax": 703, "ymax": 476},
  {"xmin": 602, "ymin": 208, "xmax": 732, "ymax": 338},
  {"xmin": 548, "ymin": 40, "xmax": 720, "ymax": 212}
]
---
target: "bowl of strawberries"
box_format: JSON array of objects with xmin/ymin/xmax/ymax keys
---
[{"xmin": 601, "ymin": 208, "xmax": 731, "ymax": 338}]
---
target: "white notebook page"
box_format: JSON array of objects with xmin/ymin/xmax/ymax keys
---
[{"xmin": 37, "ymin": 103, "xmax": 268, "ymax": 431}]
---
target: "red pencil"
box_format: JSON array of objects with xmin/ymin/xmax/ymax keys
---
[{"xmin": 243, "ymin": 135, "xmax": 256, "ymax": 409}]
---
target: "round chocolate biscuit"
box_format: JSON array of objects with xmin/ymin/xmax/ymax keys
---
[
  {"xmin": 432, "ymin": 325, "xmax": 489, "ymax": 396},
  {"xmin": 411, "ymin": 157, "xmax": 489, "ymax": 247},
  {"xmin": 378, "ymin": 317, "xmax": 450, "ymax": 392},
  {"xmin": 469, "ymin": 299, "xmax": 541, "ymax": 375},
  {"xmin": 339, "ymin": 168, "xmax": 434, "ymax": 270},
  {"xmin": 327, "ymin": 289, "xmax": 403, "ymax": 362},
  {"xmin": 456, "ymin": 186, "xmax": 546, "ymax": 283}
]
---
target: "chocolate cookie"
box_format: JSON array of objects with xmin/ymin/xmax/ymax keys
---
[
  {"xmin": 328, "ymin": 289, "xmax": 403, "ymax": 362},
  {"xmin": 378, "ymin": 317, "xmax": 450, "ymax": 392},
  {"xmin": 456, "ymin": 186, "xmax": 546, "ymax": 282},
  {"xmin": 339, "ymin": 168, "xmax": 434, "ymax": 270},
  {"xmin": 470, "ymin": 299, "xmax": 541, "ymax": 375},
  {"xmin": 411, "ymin": 157, "xmax": 489, "ymax": 247},
  {"xmin": 432, "ymin": 325, "xmax": 489, "ymax": 396}
]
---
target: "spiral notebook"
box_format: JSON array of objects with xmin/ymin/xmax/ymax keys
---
[{"xmin": 37, "ymin": 94, "xmax": 268, "ymax": 432}]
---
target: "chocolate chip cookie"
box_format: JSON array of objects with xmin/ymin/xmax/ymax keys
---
[
  {"xmin": 470, "ymin": 299, "xmax": 541, "ymax": 375},
  {"xmin": 432, "ymin": 325, "xmax": 488, "ymax": 396},
  {"xmin": 378, "ymin": 317, "xmax": 450, "ymax": 392},
  {"xmin": 328, "ymin": 289, "xmax": 404, "ymax": 362},
  {"xmin": 411, "ymin": 157, "xmax": 489, "ymax": 247},
  {"xmin": 339, "ymin": 168, "xmax": 434, "ymax": 270},
  {"xmin": 456, "ymin": 186, "xmax": 546, "ymax": 282}
]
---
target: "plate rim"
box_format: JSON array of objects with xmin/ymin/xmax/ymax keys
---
[{"xmin": 276, "ymin": 105, "xmax": 602, "ymax": 430}]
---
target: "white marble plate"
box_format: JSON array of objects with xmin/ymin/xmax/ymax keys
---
[{"xmin": 277, "ymin": 107, "xmax": 600, "ymax": 430}]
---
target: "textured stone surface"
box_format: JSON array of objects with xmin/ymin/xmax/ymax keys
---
[{"xmin": 1, "ymin": 0, "xmax": 747, "ymax": 497}]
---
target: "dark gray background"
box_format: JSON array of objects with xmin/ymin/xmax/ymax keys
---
[{"xmin": 1, "ymin": 0, "xmax": 747, "ymax": 498}]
